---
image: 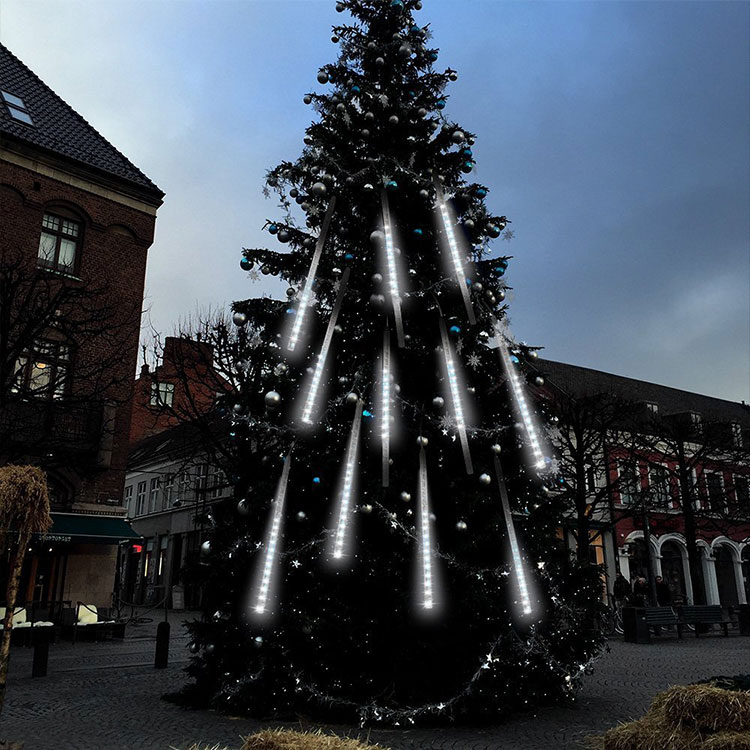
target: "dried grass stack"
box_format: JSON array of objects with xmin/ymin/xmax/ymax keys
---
[
  {"xmin": 591, "ymin": 684, "xmax": 750, "ymax": 750},
  {"xmin": 0, "ymin": 465, "xmax": 52, "ymax": 538},
  {"xmin": 242, "ymin": 729, "xmax": 389, "ymax": 750}
]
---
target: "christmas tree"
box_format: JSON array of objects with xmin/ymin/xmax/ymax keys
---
[{"xmin": 180, "ymin": 0, "xmax": 605, "ymax": 725}]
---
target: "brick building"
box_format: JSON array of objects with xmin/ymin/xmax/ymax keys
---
[
  {"xmin": 0, "ymin": 43, "xmax": 163, "ymax": 611},
  {"xmin": 538, "ymin": 359, "xmax": 750, "ymax": 609}
]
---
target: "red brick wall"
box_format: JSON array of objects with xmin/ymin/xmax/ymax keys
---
[{"xmin": 0, "ymin": 158, "xmax": 158, "ymax": 506}]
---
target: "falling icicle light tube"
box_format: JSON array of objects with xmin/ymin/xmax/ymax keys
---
[
  {"xmin": 418, "ymin": 446, "xmax": 434, "ymax": 610},
  {"xmin": 380, "ymin": 191, "xmax": 406, "ymax": 347},
  {"xmin": 300, "ymin": 267, "xmax": 351, "ymax": 425},
  {"xmin": 254, "ymin": 452, "xmax": 293, "ymax": 615},
  {"xmin": 439, "ymin": 319, "xmax": 474, "ymax": 475},
  {"xmin": 332, "ymin": 399, "xmax": 364, "ymax": 560},
  {"xmin": 287, "ymin": 198, "xmax": 337, "ymax": 352},
  {"xmin": 494, "ymin": 319, "xmax": 546, "ymax": 469},
  {"xmin": 435, "ymin": 186, "xmax": 476, "ymax": 325},
  {"xmin": 381, "ymin": 329, "xmax": 391, "ymax": 487},
  {"xmin": 494, "ymin": 455, "xmax": 533, "ymax": 616}
]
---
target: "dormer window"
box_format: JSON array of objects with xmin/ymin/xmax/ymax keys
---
[
  {"xmin": 2, "ymin": 90, "xmax": 33, "ymax": 125},
  {"xmin": 690, "ymin": 412, "xmax": 702, "ymax": 425},
  {"xmin": 645, "ymin": 402, "xmax": 659, "ymax": 414}
]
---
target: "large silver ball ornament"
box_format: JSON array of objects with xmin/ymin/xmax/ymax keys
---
[
  {"xmin": 286, "ymin": 287, "xmax": 296, "ymax": 298},
  {"xmin": 370, "ymin": 230, "xmax": 385, "ymax": 246},
  {"xmin": 451, "ymin": 130, "xmax": 466, "ymax": 143},
  {"xmin": 456, "ymin": 520, "xmax": 468, "ymax": 531},
  {"xmin": 529, "ymin": 350, "xmax": 538, "ymax": 359},
  {"xmin": 237, "ymin": 499, "xmax": 250, "ymax": 516},
  {"xmin": 370, "ymin": 293, "xmax": 386, "ymax": 308},
  {"xmin": 273, "ymin": 363, "xmax": 288, "ymax": 376},
  {"xmin": 432, "ymin": 396, "xmax": 445, "ymax": 410},
  {"xmin": 496, "ymin": 290, "xmax": 506, "ymax": 301},
  {"xmin": 232, "ymin": 311, "xmax": 247, "ymax": 326},
  {"xmin": 400, "ymin": 491, "xmax": 411, "ymax": 503},
  {"xmin": 534, "ymin": 376, "xmax": 545, "ymax": 386},
  {"xmin": 345, "ymin": 392, "xmax": 359, "ymax": 405},
  {"xmin": 317, "ymin": 71, "xmax": 329, "ymax": 84},
  {"xmin": 473, "ymin": 282, "xmax": 483, "ymax": 293},
  {"xmin": 417, "ymin": 435, "xmax": 429, "ymax": 447},
  {"xmin": 389, "ymin": 115, "xmax": 399, "ymax": 125},
  {"xmin": 361, "ymin": 504, "xmax": 373, "ymax": 514},
  {"xmin": 375, "ymin": 57, "xmax": 385, "ymax": 67},
  {"xmin": 200, "ymin": 540, "xmax": 212, "ymax": 556},
  {"xmin": 311, "ymin": 181, "xmax": 327, "ymax": 197},
  {"xmin": 491, "ymin": 443, "xmax": 502, "ymax": 455},
  {"xmin": 264, "ymin": 391, "xmax": 282, "ymax": 409},
  {"xmin": 303, "ymin": 95, "xmax": 312, "ymax": 105},
  {"xmin": 371, "ymin": 272, "xmax": 383, "ymax": 284},
  {"xmin": 398, "ymin": 44, "xmax": 411, "ymax": 57},
  {"xmin": 296, "ymin": 511, "xmax": 307, "ymax": 521},
  {"xmin": 479, "ymin": 473, "xmax": 492, "ymax": 486}
]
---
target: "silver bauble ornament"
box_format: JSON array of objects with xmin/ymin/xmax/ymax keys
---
[
  {"xmin": 370, "ymin": 230, "xmax": 385, "ymax": 246},
  {"xmin": 296, "ymin": 511, "xmax": 307, "ymax": 521},
  {"xmin": 370, "ymin": 293, "xmax": 386, "ymax": 308},
  {"xmin": 491, "ymin": 443, "xmax": 502, "ymax": 455},
  {"xmin": 417, "ymin": 107, "xmax": 427, "ymax": 118},
  {"xmin": 205, "ymin": 643, "xmax": 215, "ymax": 655},
  {"xmin": 419, "ymin": 189, "xmax": 430, "ymax": 199},
  {"xmin": 456, "ymin": 520, "xmax": 468, "ymax": 531},
  {"xmin": 277, "ymin": 229, "xmax": 290, "ymax": 243},
  {"xmin": 389, "ymin": 115, "xmax": 399, "ymax": 125},
  {"xmin": 473, "ymin": 282, "xmax": 483, "ymax": 293},
  {"xmin": 479, "ymin": 473, "xmax": 492, "ymax": 486},
  {"xmin": 311, "ymin": 181, "xmax": 327, "ymax": 197},
  {"xmin": 286, "ymin": 287, "xmax": 296, "ymax": 297},
  {"xmin": 335, "ymin": 1, "xmax": 345, "ymax": 11},
  {"xmin": 303, "ymin": 95, "xmax": 312, "ymax": 105},
  {"xmin": 398, "ymin": 44, "xmax": 411, "ymax": 57},
  {"xmin": 376, "ymin": 57, "xmax": 385, "ymax": 67},
  {"xmin": 200, "ymin": 540, "xmax": 212, "ymax": 556},
  {"xmin": 432, "ymin": 396, "xmax": 445, "ymax": 409},
  {"xmin": 365, "ymin": 111, "xmax": 375, "ymax": 121},
  {"xmin": 400, "ymin": 491, "xmax": 411, "ymax": 503},
  {"xmin": 452, "ymin": 130, "xmax": 466, "ymax": 143},
  {"xmin": 317, "ymin": 71, "xmax": 329, "ymax": 84},
  {"xmin": 534, "ymin": 376, "xmax": 545, "ymax": 386},
  {"xmin": 361, "ymin": 504, "xmax": 373, "ymax": 514},
  {"xmin": 237, "ymin": 499, "xmax": 250, "ymax": 516},
  {"xmin": 496, "ymin": 289, "xmax": 506, "ymax": 301},
  {"xmin": 189, "ymin": 642, "xmax": 200, "ymax": 653},
  {"xmin": 529, "ymin": 350, "xmax": 538, "ymax": 359},
  {"xmin": 265, "ymin": 390, "xmax": 281, "ymax": 408},
  {"xmin": 253, "ymin": 636, "xmax": 264, "ymax": 647},
  {"xmin": 232, "ymin": 311, "xmax": 247, "ymax": 326},
  {"xmin": 371, "ymin": 272, "xmax": 383, "ymax": 284},
  {"xmin": 273, "ymin": 363, "xmax": 288, "ymax": 376},
  {"xmin": 417, "ymin": 435, "xmax": 429, "ymax": 447},
  {"xmin": 361, "ymin": 128, "xmax": 370, "ymax": 137},
  {"xmin": 346, "ymin": 392, "xmax": 359, "ymax": 405}
]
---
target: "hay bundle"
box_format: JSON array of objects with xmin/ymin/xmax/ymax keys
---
[
  {"xmin": 591, "ymin": 684, "xmax": 750, "ymax": 750},
  {"xmin": 0, "ymin": 465, "xmax": 51, "ymax": 538},
  {"xmin": 242, "ymin": 729, "xmax": 388, "ymax": 750},
  {"xmin": 655, "ymin": 685, "xmax": 750, "ymax": 733}
]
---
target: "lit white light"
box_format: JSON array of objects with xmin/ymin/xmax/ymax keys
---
[
  {"xmin": 254, "ymin": 452, "xmax": 293, "ymax": 615},
  {"xmin": 287, "ymin": 197, "xmax": 337, "ymax": 352},
  {"xmin": 381, "ymin": 191, "xmax": 405, "ymax": 347},
  {"xmin": 300, "ymin": 267, "xmax": 351, "ymax": 424},
  {"xmin": 494, "ymin": 319, "xmax": 546, "ymax": 470},
  {"xmin": 436, "ymin": 187, "xmax": 476, "ymax": 325},
  {"xmin": 494, "ymin": 455, "xmax": 533, "ymax": 616},
  {"xmin": 381, "ymin": 329, "xmax": 391, "ymax": 487},
  {"xmin": 439, "ymin": 319, "xmax": 473, "ymax": 475},
  {"xmin": 418, "ymin": 446, "xmax": 434, "ymax": 609},
  {"xmin": 332, "ymin": 399, "xmax": 363, "ymax": 559}
]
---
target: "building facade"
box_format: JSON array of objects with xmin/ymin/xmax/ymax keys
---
[
  {"xmin": 538, "ymin": 358, "xmax": 750, "ymax": 609},
  {"xmin": 0, "ymin": 43, "xmax": 163, "ymax": 611}
]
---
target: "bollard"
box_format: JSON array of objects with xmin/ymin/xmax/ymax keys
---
[
  {"xmin": 32, "ymin": 629, "xmax": 50, "ymax": 678},
  {"xmin": 155, "ymin": 620, "xmax": 170, "ymax": 669}
]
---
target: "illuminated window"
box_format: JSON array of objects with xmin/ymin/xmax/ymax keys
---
[
  {"xmin": 12, "ymin": 339, "xmax": 71, "ymax": 399},
  {"xmin": 150, "ymin": 381, "xmax": 174, "ymax": 407},
  {"xmin": 38, "ymin": 212, "xmax": 81, "ymax": 273}
]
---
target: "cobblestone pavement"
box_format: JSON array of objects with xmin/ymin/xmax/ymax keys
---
[{"xmin": 3, "ymin": 612, "xmax": 749, "ymax": 750}]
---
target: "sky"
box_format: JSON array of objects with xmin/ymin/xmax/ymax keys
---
[{"xmin": 1, "ymin": 0, "xmax": 748, "ymax": 403}]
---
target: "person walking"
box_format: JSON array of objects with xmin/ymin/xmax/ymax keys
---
[
  {"xmin": 632, "ymin": 576, "xmax": 649, "ymax": 607},
  {"xmin": 655, "ymin": 576, "xmax": 672, "ymax": 607},
  {"xmin": 613, "ymin": 572, "xmax": 631, "ymax": 604}
]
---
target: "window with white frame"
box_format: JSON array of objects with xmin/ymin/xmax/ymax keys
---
[
  {"xmin": 123, "ymin": 485, "xmax": 133, "ymax": 517},
  {"xmin": 617, "ymin": 461, "xmax": 640, "ymax": 505},
  {"xmin": 12, "ymin": 339, "xmax": 72, "ymax": 400},
  {"xmin": 731, "ymin": 423, "xmax": 743, "ymax": 448},
  {"xmin": 705, "ymin": 472, "xmax": 725, "ymax": 513},
  {"xmin": 649, "ymin": 464, "xmax": 671, "ymax": 507},
  {"xmin": 148, "ymin": 477, "xmax": 160, "ymax": 513},
  {"xmin": 735, "ymin": 475, "xmax": 750, "ymax": 515},
  {"xmin": 162, "ymin": 474, "xmax": 174, "ymax": 509},
  {"xmin": 210, "ymin": 467, "xmax": 226, "ymax": 499},
  {"xmin": 37, "ymin": 212, "xmax": 81, "ymax": 273},
  {"xmin": 150, "ymin": 381, "xmax": 175, "ymax": 407},
  {"xmin": 135, "ymin": 480, "xmax": 147, "ymax": 515}
]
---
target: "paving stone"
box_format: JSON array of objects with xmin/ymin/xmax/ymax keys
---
[{"xmin": 3, "ymin": 613, "xmax": 748, "ymax": 750}]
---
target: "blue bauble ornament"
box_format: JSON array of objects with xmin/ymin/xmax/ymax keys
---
[
  {"xmin": 344, "ymin": 252, "xmax": 354, "ymax": 260},
  {"xmin": 313, "ymin": 476, "xmax": 321, "ymax": 484},
  {"xmin": 268, "ymin": 223, "xmax": 278, "ymax": 234},
  {"xmin": 240, "ymin": 257, "xmax": 252, "ymax": 271},
  {"xmin": 449, "ymin": 325, "xmax": 461, "ymax": 335},
  {"xmin": 386, "ymin": 180, "xmax": 398, "ymax": 191},
  {"xmin": 461, "ymin": 161, "xmax": 474, "ymax": 173},
  {"xmin": 351, "ymin": 85, "xmax": 360, "ymax": 94},
  {"xmin": 436, "ymin": 99, "xmax": 446, "ymax": 109},
  {"xmin": 488, "ymin": 225, "xmax": 501, "ymax": 238},
  {"xmin": 475, "ymin": 187, "xmax": 487, "ymax": 198},
  {"xmin": 430, "ymin": 52, "xmax": 438, "ymax": 61},
  {"xmin": 461, "ymin": 147, "xmax": 473, "ymax": 157},
  {"xmin": 391, "ymin": 0, "xmax": 404, "ymax": 8},
  {"xmin": 412, "ymin": 228, "xmax": 424, "ymax": 237}
]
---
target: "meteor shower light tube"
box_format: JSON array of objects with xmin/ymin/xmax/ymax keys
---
[
  {"xmin": 332, "ymin": 399, "xmax": 364, "ymax": 559},
  {"xmin": 418, "ymin": 446, "xmax": 434, "ymax": 609}
]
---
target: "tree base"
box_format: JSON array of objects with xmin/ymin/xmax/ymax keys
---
[{"xmin": 0, "ymin": 741, "xmax": 25, "ymax": 750}]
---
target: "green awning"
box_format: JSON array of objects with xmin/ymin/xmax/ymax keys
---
[{"xmin": 38, "ymin": 513, "xmax": 142, "ymax": 545}]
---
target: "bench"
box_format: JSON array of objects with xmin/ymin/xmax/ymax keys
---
[
  {"xmin": 678, "ymin": 605, "xmax": 732, "ymax": 637},
  {"xmin": 643, "ymin": 606, "xmax": 683, "ymax": 638}
]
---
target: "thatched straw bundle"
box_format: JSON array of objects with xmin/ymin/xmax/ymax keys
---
[
  {"xmin": 654, "ymin": 685, "xmax": 750, "ymax": 733},
  {"xmin": 591, "ymin": 684, "xmax": 750, "ymax": 750},
  {"xmin": 242, "ymin": 729, "xmax": 389, "ymax": 750},
  {"xmin": 0, "ymin": 465, "xmax": 51, "ymax": 538}
]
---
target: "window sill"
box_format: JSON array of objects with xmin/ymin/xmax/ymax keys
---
[{"xmin": 37, "ymin": 265, "xmax": 83, "ymax": 282}]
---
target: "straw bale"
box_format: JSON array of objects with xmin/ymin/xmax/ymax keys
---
[
  {"xmin": 655, "ymin": 685, "xmax": 750, "ymax": 733},
  {"xmin": 599, "ymin": 714, "xmax": 702, "ymax": 750},
  {"xmin": 0, "ymin": 465, "xmax": 51, "ymax": 538},
  {"xmin": 703, "ymin": 731, "xmax": 750, "ymax": 750},
  {"xmin": 242, "ymin": 729, "xmax": 388, "ymax": 750}
]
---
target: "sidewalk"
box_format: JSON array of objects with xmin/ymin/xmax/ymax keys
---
[{"xmin": 3, "ymin": 611, "xmax": 748, "ymax": 750}]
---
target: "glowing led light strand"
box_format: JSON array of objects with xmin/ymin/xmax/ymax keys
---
[
  {"xmin": 300, "ymin": 267, "xmax": 351, "ymax": 424},
  {"xmin": 253, "ymin": 450, "xmax": 293, "ymax": 615},
  {"xmin": 435, "ymin": 186, "xmax": 476, "ymax": 325},
  {"xmin": 380, "ymin": 191, "xmax": 406, "ymax": 347},
  {"xmin": 494, "ymin": 454, "xmax": 533, "ymax": 616},
  {"xmin": 287, "ymin": 197, "xmax": 337, "ymax": 352},
  {"xmin": 418, "ymin": 445, "xmax": 435, "ymax": 609},
  {"xmin": 439, "ymin": 318, "xmax": 474, "ymax": 475},
  {"xmin": 381, "ymin": 328, "xmax": 391, "ymax": 487},
  {"xmin": 493, "ymin": 318, "xmax": 546, "ymax": 469},
  {"xmin": 331, "ymin": 398, "xmax": 364, "ymax": 560}
]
